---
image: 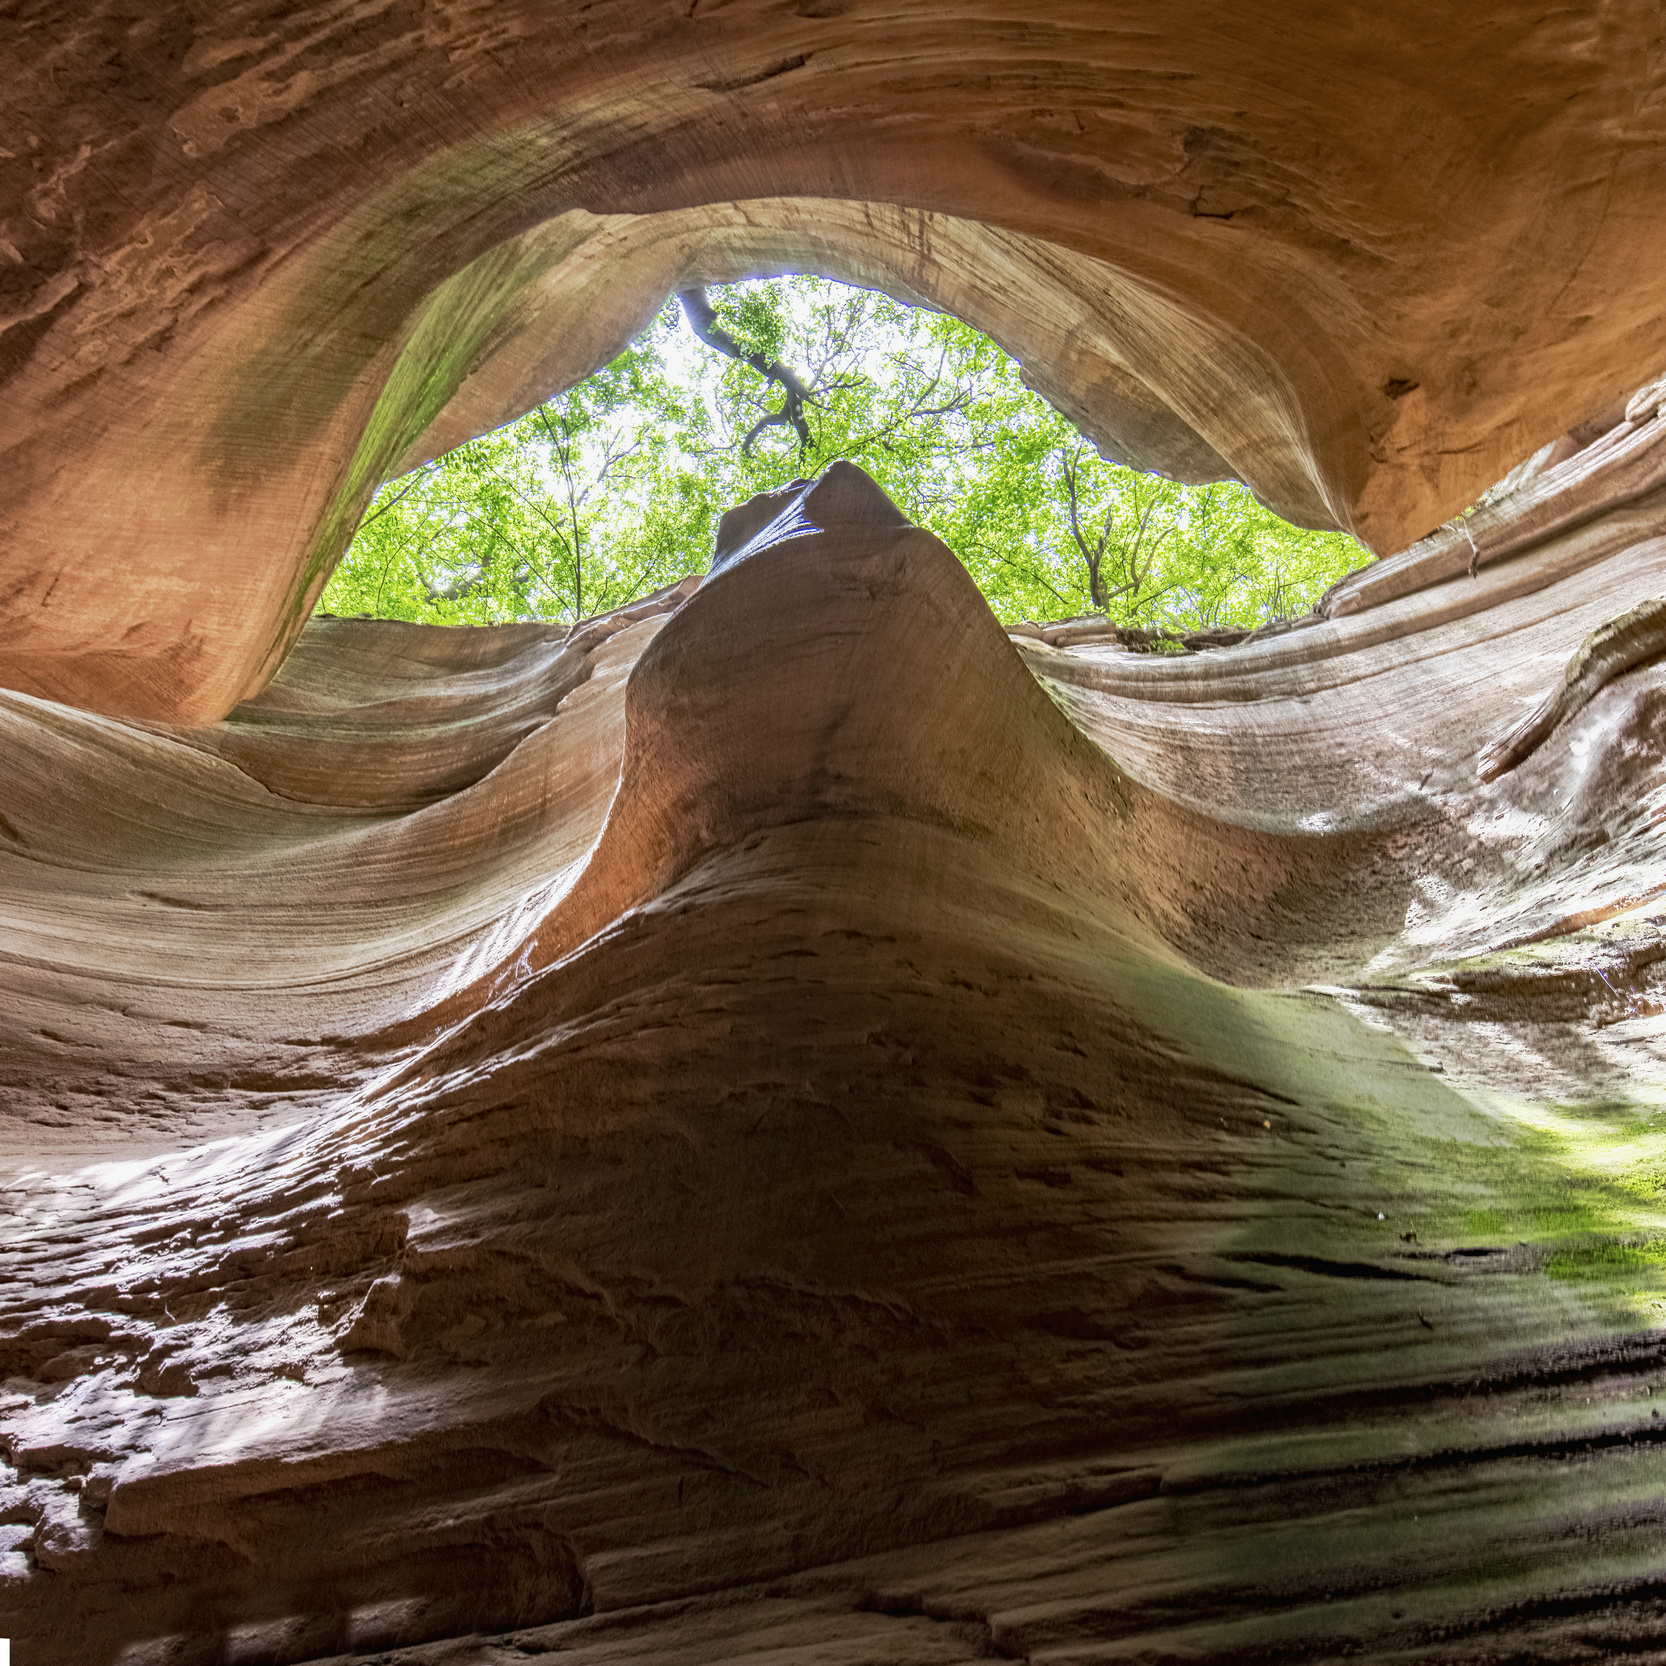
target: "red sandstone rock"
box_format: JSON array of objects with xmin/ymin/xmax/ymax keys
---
[
  {"xmin": 4, "ymin": 459, "xmax": 1666, "ymax": 1661},
  {"xmin": 6, "ymin": 4, "xmax": 1666, "ymax": 719},
  {"xmin": 10, "ymin": 11, "xmax": 1666, "ymax": 1659}
]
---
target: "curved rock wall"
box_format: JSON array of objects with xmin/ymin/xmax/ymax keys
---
[
  {"xmin": 6, "ymin": 459, "xmax": 1666, "ymax": 1661},
  {"xmin": 11, "ymin": 10, "xmax": 1666, "ymax": 1659},
  {"xmin": 6, "ymin": 2, "xmax": 1666, "ymax": 718}
]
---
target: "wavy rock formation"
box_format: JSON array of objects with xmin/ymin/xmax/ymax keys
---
[
  {"xmin": 11, "ymin": 9, "xmax": 1666, "ymax": 1659},
  {"xmin": 6, "ymin": 2, "xmax": 1666, "ymax": 719},
  {"xmin": 4, "ymin": 455, "xmax": 1666, "ymax": 1663}
]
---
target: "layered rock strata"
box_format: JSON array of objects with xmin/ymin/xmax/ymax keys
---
[
  {"xmin": 6, "ymin": 3, "xmax": 1666, "ymax": 719},
  {"xmin": 5, "ymin": 459, "xmax": 1666, "ymax": 1662}
]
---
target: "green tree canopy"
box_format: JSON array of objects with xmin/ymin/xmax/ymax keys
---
[{"xmin": 317, "ymin": 277, "xmax": 1366, "ymax": 634}]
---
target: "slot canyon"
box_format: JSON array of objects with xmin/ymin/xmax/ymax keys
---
[{"xmin": 7, "ymin": 4, "xmax": 1666, "ymax": 1661}]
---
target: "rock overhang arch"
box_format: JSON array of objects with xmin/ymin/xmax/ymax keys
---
[
  {"xmin": 298, "ymin": 199, "xmax": 1328, "ymax": 663},
  {"xmin": 4, "ymin": 0, "xmax": 1666, "ymax": 722},
  {"xmin": 12, "ymin": 11, "xmax": 1666, "ymax": 1657}
]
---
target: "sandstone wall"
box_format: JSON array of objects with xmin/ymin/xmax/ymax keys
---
[
  {"xmin": 9, "ymin": 8, "xmax": 1666, "ymax": 1661},
  {"xmin": 5, "ymin": 2, "xmax": 1666, "ymax": 718},
  {"xmin": 5, "ymin": 458, "xmax": 1666, "ymax": 1660}
]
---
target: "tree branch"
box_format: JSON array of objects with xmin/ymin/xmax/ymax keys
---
[
  {"xmin": 1060, "ymin": 450, "xmax": 1108, "ymax": 609},
  {"xmin": 356, "ymin": 468, "xmax": 428, "ymax": 533},
  {"xmin": 678, "ymin": 286, "xmax": 814, "ymax": 453}
]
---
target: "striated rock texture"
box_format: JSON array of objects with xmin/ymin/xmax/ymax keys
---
[
  {"xmin": 6, "ymin": 457, "xmax": 1666, "ymax": 1662},
  {"xmin": 11, "ymin": 10, "xmax": 1666, "ymax": 1657},
  {"xmin": 6, "ymin": 2, "xmax": 1666, "ymax": 719}
]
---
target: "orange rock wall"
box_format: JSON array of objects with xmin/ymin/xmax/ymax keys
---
[
  {"xmin": 5, "ymin": 2, "xmax": 1666, "ymax": 718},
  {"xmin": 5, "ymin": 461, "xmax": 1666, "ymax": 1660},
  {"xmin": 9, "ymin": 10, "xmax": 1666, "ymax": 1662}
]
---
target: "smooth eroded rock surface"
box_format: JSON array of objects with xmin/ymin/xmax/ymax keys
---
[
  {"xmin": 6, "ymin": 3, "xmax": 1666, "ymax": 717},
  {"xmin": 5, "ymin": 462, "xmax": 1666, "ymax": 1662}
]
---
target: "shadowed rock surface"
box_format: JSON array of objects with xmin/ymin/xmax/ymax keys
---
[
  {"xmin": 11, "ymin": 8, "xmax": 1666, "ymax": 1661},
  {"xmin": 6, "ymin": 459, "xmax": 1666, "ymax": 1662}
]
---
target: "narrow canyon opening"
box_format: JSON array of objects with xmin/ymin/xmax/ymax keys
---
[
  {"xmin": 6, "ymin": 9, "xmax": 1666, "ymax": 1663},
  {"xmin": 316, "ymin": 272, "xmax": 1370, "ymax": 645}
]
